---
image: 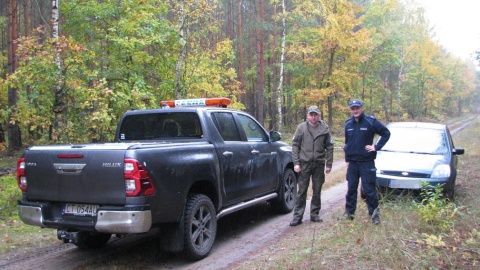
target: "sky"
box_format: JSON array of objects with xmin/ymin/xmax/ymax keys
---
[{"xmin": 417, "ymin": 0, "xmax": 480, "ymax": 62}]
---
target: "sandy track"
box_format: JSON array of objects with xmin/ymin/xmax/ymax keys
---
[{"xmin": 0, "ymin": 161, "xmax": 347, "ymax": 270}]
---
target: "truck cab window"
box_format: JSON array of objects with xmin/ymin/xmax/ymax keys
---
[
  {"xmin": 237, "ymin": 114, "xmax": 268, "ymax": 142},
  {"xmin": 119, "ymin": 113, "xmax": 202, "ymax": 140},
  {"xmin": 212, "ymin": 112, "xmax": 241, "ymax": 141}
]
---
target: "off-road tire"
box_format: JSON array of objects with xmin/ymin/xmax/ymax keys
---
[
  {"xmin": 183, "ymin": 194, "xmax": 217, "ymax": 260},
  {"xmin": 271, "ymin": 168, "xmax": 297, "ymax": 214},
  {"xmin": 73, "ymin": 232, "xmax": 111, "ymax": 249}
]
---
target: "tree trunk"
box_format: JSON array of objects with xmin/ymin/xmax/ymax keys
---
[
  {"xmin": 326, "ymin": 46, "xmax": 337, "ymax": 127},
  {"xmin": 396, "ymin": 61, "xmax": 404, "ymax": 122},
  {"xmin": 23, "ymin": 0, "xmax": 28, "ymax": 36},
  {"xmin": 174, "ymin": 0, "xmax": 187, "ymax": 99},
  {"xmin": 270, "ymin": 3, "xmax": 277, "ymax": 131},
  {"xmin": 51, "ymin": 0, "xmax": 65, "ymax": 142},
  {"xmin": 227, "ymin": 0, "xmax": 233, "ymax": 40},
  {"xmin": 383, "ymin": 74, "xmax": 390, "ymax": 122},
  {"xmin": 7, "ymin": 0, "xmax": 21, "ymax": 155},
  {"xmin": 237, "ymin": 0, "xmax": 245, "ymax": 104},
  {"xmin": 255, "ymin": 0, "xmax": 265, "ymax": 124},
  {"xmin": 276, "ymin": 0, "xmax": 286, "ymax": 132}
]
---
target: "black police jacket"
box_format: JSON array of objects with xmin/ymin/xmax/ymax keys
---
[{"xmin": 344, "ymin": 112, "xmax": 390, "ymax": 162}]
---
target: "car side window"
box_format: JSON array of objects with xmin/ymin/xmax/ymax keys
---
[
  {"xmin": 237, "ymin": 114, "xmax": 268, "ymax": 142},
  {"xmin": 212, "ymin": 112, "xmax": 242, "ymax": 141}
]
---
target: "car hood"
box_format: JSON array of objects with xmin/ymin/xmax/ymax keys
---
[{"xmin": 376, "ymin": 151, "xmax": 448, "ymax": 173}]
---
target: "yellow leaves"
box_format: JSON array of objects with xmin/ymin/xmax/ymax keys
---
[
  {"xmin": 288, "ymin": 0, "xmax": 372, "ymax": 107},
  {"xmin": 422, "ymin": 233, "xmax": 446, "ymax": 248},
  {"xmin": 182, "ymin": 38, "xmax": 239, "ymax": 99}
]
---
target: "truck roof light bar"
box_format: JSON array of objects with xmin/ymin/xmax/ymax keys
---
[{"xmin": 160, "ymin": 97, "xmax": 231, "ymax": 108}]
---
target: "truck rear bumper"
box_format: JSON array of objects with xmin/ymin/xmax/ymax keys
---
[
  {"xmin": 95, "ymin": 210, "xmax": 152, "ymax": 233},
  {"xmin": 18, "ymin": 203, "xmax": 152, "ymax": 234},
  {"xmin": 18, "ymin": 204, "xmax": 44, "ymax": 227}
]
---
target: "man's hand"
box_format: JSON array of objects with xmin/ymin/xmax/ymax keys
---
[
  {"xmin": 325, "ymin": 167, "xmax": 332, "ymax": 174},
  {"xmin": 365, "ymin": 145, "xmax": 376, "ymax": 152},
  {"xmin": 294, "ymin": 164, "xmax": 301, "ymax": 173}
]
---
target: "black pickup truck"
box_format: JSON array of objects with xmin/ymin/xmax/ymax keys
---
[{"xmin": 16, "ymin": 98, "xmax": 296, "ymax": 260}]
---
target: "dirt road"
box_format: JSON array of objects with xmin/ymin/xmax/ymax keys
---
[
  {"xmin": 1, "ymin": 116, "xmax": 474, "ymax": 269},
  {"xmin": 0, "ymin": 161, "xmax": 348, "ymax": 270}
]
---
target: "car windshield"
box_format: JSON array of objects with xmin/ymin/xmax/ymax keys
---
[{"xmin": 380, "ymin": 127, "xmax": 448, "ymax": 154}]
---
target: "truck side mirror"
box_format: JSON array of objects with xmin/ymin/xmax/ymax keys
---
[{"xmin": 270, "ymin": 131, "xmax": 282, "ymax": 142}]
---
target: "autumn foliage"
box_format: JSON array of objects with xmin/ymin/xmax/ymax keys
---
[{"xmin": 0, "ymin": 0, "xmax": 478, "ymax": 147}]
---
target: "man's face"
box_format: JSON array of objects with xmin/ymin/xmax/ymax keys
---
[
  {"xmin": 350, "ymin": 106, "xmax": 363, "ymax": 118},
  {"xmin": 307, "ymin": 112, "xmax": 320, "ymax": 124}
]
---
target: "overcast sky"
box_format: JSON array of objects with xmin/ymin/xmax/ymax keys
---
[{"xmin": 417, "ymin": 0, "xmax": 480, "ymax": 62}]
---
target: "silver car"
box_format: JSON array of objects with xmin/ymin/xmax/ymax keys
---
[{"xmin": 375, "ymin": 122, "xmax": 464, "ymax": 199}]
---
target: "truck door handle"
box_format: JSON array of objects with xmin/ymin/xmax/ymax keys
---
[
  {"xmin": 223, "ymin": 151, "xmax": 233, "ymax": 157},
  {"xmin": 251, "ymin": 149, "xmax": 259, "ymax": 155}
]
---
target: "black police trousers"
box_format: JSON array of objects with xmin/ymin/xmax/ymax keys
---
[{"xmin": 345, "ymin": 160, "xmax": 379, "ymax": 218}]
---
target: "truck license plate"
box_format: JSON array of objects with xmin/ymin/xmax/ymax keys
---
[{"xmin": 64, "ymin": 203, "xmax": 99, "ymax": 216}]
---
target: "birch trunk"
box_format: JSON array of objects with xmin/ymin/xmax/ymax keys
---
[
  {"xmin": 276, "ymin": 0, "xmax": 286, "ymax": 132},
  {"xmin": 52, "ymin": 0, "xmax": 64, "ymax": 142}
]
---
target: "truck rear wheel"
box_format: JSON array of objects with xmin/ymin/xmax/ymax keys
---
[
  {"xmin": 183, "ymin": 194, "xmax": 217, "ymax": 260},
  {"xmin": 73, "ymin": 232, "xmax": 111, "ymax": 249},
  {"xmin": 271, "ymin": 168, "xmax": 297, "ymax": 214}
]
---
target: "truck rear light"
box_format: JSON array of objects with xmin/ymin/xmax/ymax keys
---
[
  {"xmin": 17, "ymin": 158, "xmax": 27, "ymax": 191},
  {"xmin": 125, "ymin": 179, "xmax": 136, "ymax": 192},
  {"xmin": 124, "ymin": 159, "xmax": 155, "ymax": 197},
  {"xmin": 57, "ymin": 154, "xmax": 84, "ymax": 158}
]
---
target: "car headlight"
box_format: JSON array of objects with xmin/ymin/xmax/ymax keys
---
[{"xmin": 431, "ymin": 164, "xmax": 450, "ymax": 178}]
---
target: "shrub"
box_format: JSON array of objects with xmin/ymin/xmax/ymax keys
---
[{"xmin": 415, "ymin": 181, "xmax": 458, "ymax": 230}]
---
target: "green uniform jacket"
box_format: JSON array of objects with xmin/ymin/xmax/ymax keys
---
[{"xmin": 292, "ymin": 120, "xmax": 334, "ymax": 168}]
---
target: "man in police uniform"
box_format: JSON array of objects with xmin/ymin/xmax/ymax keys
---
[
  {"xmin": 342, "ymin": 99, "xmax": 390, "ymax": 225},
  {"xmin": 290, "ymin": 105, "xmax": 334, "ymax": 226}
]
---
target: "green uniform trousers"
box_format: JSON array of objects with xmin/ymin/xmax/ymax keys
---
[{"xmin": 293, "ymin": 162, "xmax": 325, "ymax": 220}]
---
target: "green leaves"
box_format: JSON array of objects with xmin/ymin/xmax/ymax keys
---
[{"xmin": 415, "ymin": 181, "xmax": 457, "ymax": 231}]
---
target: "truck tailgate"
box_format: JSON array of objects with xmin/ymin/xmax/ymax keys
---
[{"xmin": 24, "ymin": 144, "xmax": 129, "ymax": 205}]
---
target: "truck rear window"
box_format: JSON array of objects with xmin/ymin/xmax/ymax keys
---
[{"xmin": 118, "ymin": 112, "xmax": 203, "ymax": 140}]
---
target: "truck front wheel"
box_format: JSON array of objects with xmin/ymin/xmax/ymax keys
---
[
  {"xmin": 271, "ymin": 168, "xmax": 297, "ymax": 213},
  {"xmin": 183, "ymin": 194, "xmax": 217, "ymax": 260}
]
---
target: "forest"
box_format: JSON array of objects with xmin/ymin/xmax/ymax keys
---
[{"xmin": 1, "ymin": 0, "xmax": 479, "ymax": 154}]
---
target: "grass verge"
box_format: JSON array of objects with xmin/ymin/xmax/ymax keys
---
[{"xmin": 0, "ymin": 174, "xmax": 58, "ymax": 255}]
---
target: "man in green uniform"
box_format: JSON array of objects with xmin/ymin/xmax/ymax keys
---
[{"xmin": 290, "ymin": 106, "xmax": 334, "ymax": 226}]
